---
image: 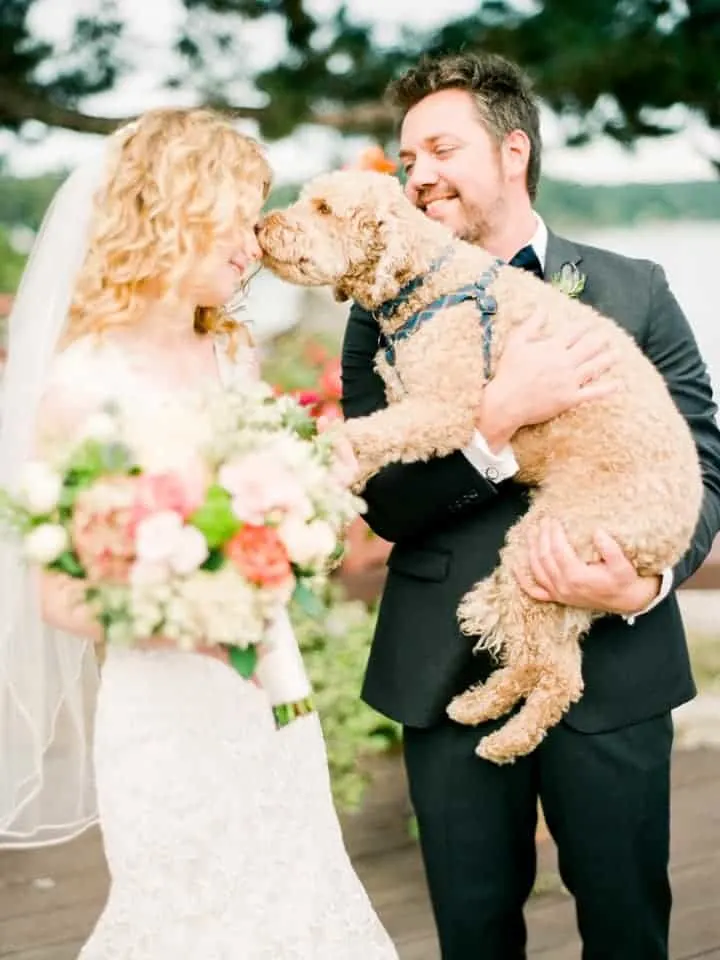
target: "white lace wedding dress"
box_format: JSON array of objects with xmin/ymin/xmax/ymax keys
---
[{"xmin": 47, "ymin": 337, "xmax": 398, "ymax": 960}]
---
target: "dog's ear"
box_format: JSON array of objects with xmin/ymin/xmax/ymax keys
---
[
  {"xmin": 333, "ymin": 283, "xmax": 350, "ymax": 303},
  {"xmin": 361, "ymin": 213, "xmax": 415, "ymax": 305}
]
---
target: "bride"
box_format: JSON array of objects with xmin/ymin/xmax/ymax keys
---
[{"xmin": 0, "ymin": 107, "xmax": 398, "ymax": 959}]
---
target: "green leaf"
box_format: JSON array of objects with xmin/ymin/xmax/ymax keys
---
[
  {"xmin": 226, "ymin": 644, "xmax": 258, "ymax": 679},
  {"xmin": 291, "ymin": 579, "xmax": 325, "ymax": 619},
  {"xmin": 200, "ymin": 548, "xmax": 226, "ymax": 572},
  {"xmin": 188, "ymin": 485, "xmax": 240, "ymax": 548},
  {"xmin": 63, "ymin": 463, "xmax": 102, "ymax": 497},
  {"xmin": 49, "ymin": 551, "xmax": 85, "ymax": 578}
]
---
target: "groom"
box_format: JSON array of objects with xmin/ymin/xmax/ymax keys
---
[{"xmin": 341, "ymin": 51, "xmax": 720, "ymax": 959}]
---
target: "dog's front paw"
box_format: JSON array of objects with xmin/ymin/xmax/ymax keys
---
[
  {"xmin": 447, "ymin": 682, "xmax": 516, "ymax": 727},
  {"xmin": 447, "ymin": 686, "xmax": 494, "ymax": 726},
  {"xmin": 475, "ymin": 732, "xmax": 521, "ymax": 765},
  {"xmin": 349, "ymin": 462, "xmax": 375, "ymax": 495},
  {"xmin": 476, "ymin": 721, "xmax": 547, "ymax": 765}
]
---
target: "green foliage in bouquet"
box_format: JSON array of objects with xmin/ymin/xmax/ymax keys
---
[
  {"xmin": 291, "ymin": 583, "xmax": 401, "ymax": 812},
  {"xmin": 190, "ymin": 485, "xmax": 241, "ymax": 549}
]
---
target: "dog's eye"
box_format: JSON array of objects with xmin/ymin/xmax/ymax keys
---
[{"xmin": 313, "ymin": 199, "xmax": 332, "ymax": 216}]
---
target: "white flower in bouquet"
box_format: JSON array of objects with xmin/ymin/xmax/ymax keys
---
[
  {"xmin": 135, "ymin": 511, "xmax": 209, "ymax": 573},
  {"xmin": 135, "ymin": 512, "xmax": 183, "ymax": 564},
  {"xmin": 17, "ymin": 461, "xmax": 63, "ymax": 515},
  {"xmin": 24, "ymin": 523, "xmax": 68, "ymax": 564},
  {"xmin": 129, "ymin": 561, "xmax": 169, "ymax": 587},
  {"xmin": 79, "ymin": 411, "xmax": 119, "ymax": 443},
  {"xmin": 123, "ymin": 400, "xmax": 211, "ymax": 473},
  {"xmin": 278, "ymin": 515, "xmax": 337, "ymax": 569},
  {"xmin": 169, "ymin": 526, "xmax": 210, "ymax": 575},
  {"xmin": 269, "ymin": 433, "xmax": 325, "ymax": 481},
  {"xmin": 132, "ymin": 565, "xmax": 268, "ymax": 651}
]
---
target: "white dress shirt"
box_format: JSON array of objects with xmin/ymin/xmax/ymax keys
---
[{"xmin": 461, "ymin": 215, "xmax": 672, "ymax": 619}]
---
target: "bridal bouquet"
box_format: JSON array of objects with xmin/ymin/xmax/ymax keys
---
[{"xmin": 0, "ymin": 380, "xmax": 363, "ymax": 726}]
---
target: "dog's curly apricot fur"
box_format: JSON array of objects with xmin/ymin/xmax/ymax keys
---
[{"xmin": 258, "ymin": 170, "xmax": 703, "ymax": 765}]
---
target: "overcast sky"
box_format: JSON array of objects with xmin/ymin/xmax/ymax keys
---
[{"xmin": 2, "ymin": 0, "xmax": 717, "ymax": 184}]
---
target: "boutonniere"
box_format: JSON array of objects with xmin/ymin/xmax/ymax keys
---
[{"xmin": 551, "ymin": 260, "xmax": 586, "ymax": 298}]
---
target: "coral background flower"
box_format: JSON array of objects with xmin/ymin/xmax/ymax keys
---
[
  {"xmin": 226, "ymin": 525, "xmax": 293, "ymax": 588},
  {"xmin": 319, "ymin": 357, "xmax": 342, "ymax": 401},
  {"xmin": 349, "ymin": 145, "xmax": 397, "ymax": 174}
]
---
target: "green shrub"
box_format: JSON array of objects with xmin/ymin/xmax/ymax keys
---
[{"xmin": 291, "ymin": 583, "xmax": 401, "ymax": 811}]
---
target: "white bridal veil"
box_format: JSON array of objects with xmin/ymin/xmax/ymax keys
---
[{"xmin": 0, "ymin": 150, "xmax": 110, "ymax": 846}]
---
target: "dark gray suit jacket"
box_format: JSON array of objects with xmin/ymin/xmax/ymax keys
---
[{"xmin": 341, "ymin": 229, "xmax": 720, "ymax": 731}]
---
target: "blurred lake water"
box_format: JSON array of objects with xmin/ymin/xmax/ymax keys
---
[{"xmin": 573, "ymin": 220, "xmax": 720, "ymax": 402}]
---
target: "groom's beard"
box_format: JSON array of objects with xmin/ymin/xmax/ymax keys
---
[{"xmin": 455, "ymin": 194, "xmax": 508, "ymax": 249}]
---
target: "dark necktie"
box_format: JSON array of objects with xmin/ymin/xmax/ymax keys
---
[{"xmin": 510, "ymin": 244, "xmax": 543, "ymax": 280}]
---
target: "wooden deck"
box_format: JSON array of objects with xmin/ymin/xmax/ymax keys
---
[{"xmin": 1, "ymin": 747, "xmax": 718, "ymax": 959}]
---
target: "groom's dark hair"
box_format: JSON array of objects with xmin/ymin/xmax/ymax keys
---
[{"xmin": 386, "ymin": 52, "xmax": 542, "ymax": 201}]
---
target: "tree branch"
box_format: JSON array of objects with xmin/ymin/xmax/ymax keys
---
[
  {"xmin": 0, "ymin": 77, "xmax": 395, "ymax": 138},
  {"xmin": 0, "ymin": 79, "xmax": 131, "ymax": 134},
  {"xmin": 277, "ymin": 0, "xmax": 316, "ymax": 49}
]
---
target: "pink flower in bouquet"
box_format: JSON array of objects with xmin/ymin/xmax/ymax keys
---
[
  {"xmin": 319, "ymin": 357, "xmax": 343, "ymax": 401},
  {"xmin": 219, "ymin": 453, "xmax": 312, "ymax": 526},
  {"xmin": 226, "ymin": 525, "xmax": 293, "ymax": 588},
  {"xmin": 130, "ymin": 466, "xmax": 207, "ymax": 528},
  {"xmin": 72, "ymin": 477, "xmax": 139, "ymax": 583}
]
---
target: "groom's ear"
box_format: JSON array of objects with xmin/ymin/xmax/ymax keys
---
[{"xmin": 333, "ymin": 284, "xmax": 350, "ymax": 303}]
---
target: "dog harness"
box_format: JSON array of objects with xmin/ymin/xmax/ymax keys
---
[{"xmin": 375, "ymin": 248, "xmax": 504, "ymax": 380}]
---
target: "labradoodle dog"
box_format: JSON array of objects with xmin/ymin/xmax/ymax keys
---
[{"xmin": 257, "ymin": 169, "xmax": 702, "ymax": 765}]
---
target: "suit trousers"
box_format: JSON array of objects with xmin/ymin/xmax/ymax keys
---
[{"xmin": 403, "ymin": 711, "xmax": 673, "ymax": 959}]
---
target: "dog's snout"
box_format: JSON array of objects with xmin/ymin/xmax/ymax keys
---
[
  {"xmin": 257, "ymin": 211, "xmax": 283, "ymax": 231},
  {"xmin": 255, "ymin": 211, "xmax": 289, "ymax": 248}
]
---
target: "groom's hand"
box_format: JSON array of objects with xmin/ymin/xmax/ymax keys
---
[
  {"xmin": 475, "ymin": 309, "xmax": 618, "ymax": 451},
  {"xmin": 513, "ymin": 518, "xmax": 661, "ymax": 615}
]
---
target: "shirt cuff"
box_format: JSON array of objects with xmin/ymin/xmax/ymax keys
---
[
  {"xmin": 462, "ymin": 431, "xmax": 518, "ymax": 484},
  {"xmin": 623, "ymin": 567, "xmax": 674, "ymax": 625}
]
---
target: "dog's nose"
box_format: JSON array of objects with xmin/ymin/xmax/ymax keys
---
[{"xmin": 256, "ymin": 211, "xmax": 283, "ymax": 234}]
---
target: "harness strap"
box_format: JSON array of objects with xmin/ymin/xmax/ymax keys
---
[{"xmin": 379, "ymin": 260, "xmax": 502, "ymax": 379}]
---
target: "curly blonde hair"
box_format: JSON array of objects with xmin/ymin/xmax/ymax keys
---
[{"xmin": 65, "ymin": 107, "xmax": 271, "ymax": 348}]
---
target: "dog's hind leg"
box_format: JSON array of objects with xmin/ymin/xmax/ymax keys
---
[
  {"xmin": 476, "ymin": 631, "xmax": 587, "ymax": 764},
  {"xmin": 447, "ymin": 506, "xmax": 593, "ymax": 762},
  {"xmin": 447, "ymin": 571, "xmax": 541, "ymax": 725}
]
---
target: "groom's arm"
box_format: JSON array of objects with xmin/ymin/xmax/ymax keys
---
[
  {"xmin": 643, "ymin": 264, "xmax": 720, "ymax": 585},
  {"xmin": 341, "ymin": 303, "xmax": 504, "ymax": 543}
]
